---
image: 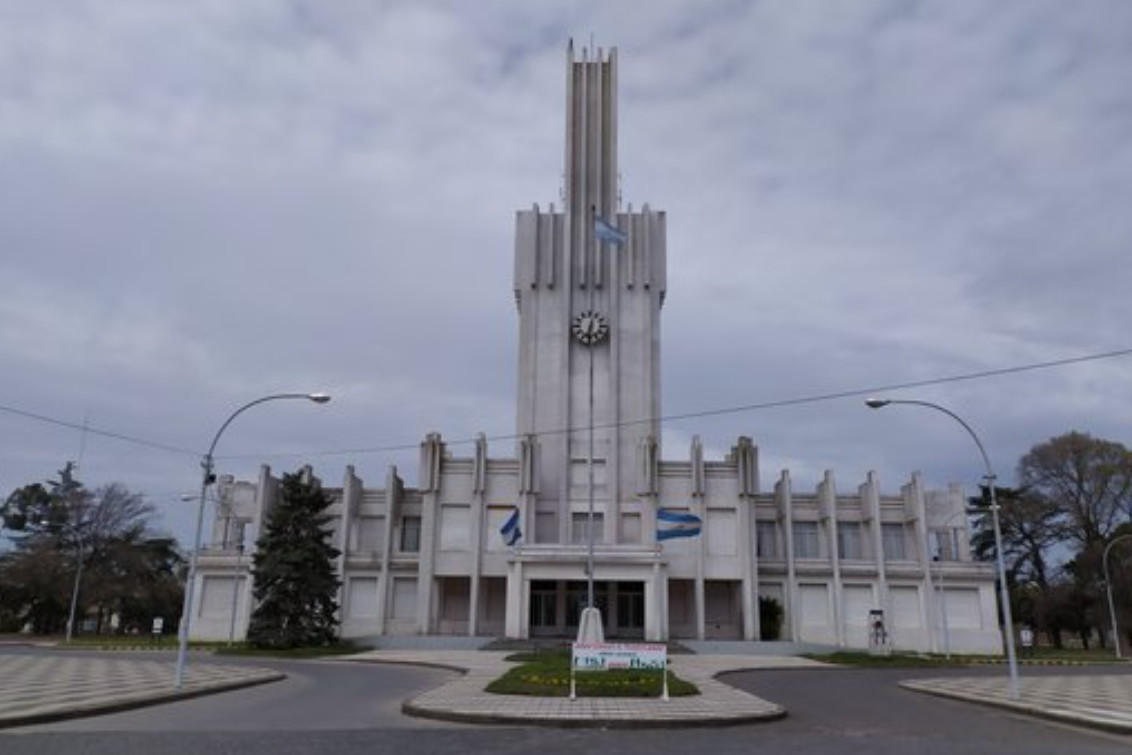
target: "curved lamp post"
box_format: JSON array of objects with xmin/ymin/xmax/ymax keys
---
[
  {"xmin": 866, "ymin": 397, "xmax": 1020, "ymax": 700},
  {"xmin": 43, "ymin": 519, "xmax": 85, "ymax": 643},
  {"xmin": 174, "ymin": 392, "xmax": 331, "ymax": 688},
  {"xmin": 1103, "ymin": 533, "xmax": 1131, "ymax": 659},
  {"xmin": 181, "ymin": 491, "xmax": 246, "ymax": 646}
]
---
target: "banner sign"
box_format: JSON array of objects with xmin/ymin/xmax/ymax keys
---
[{"xmin": 571, "ymin": 642, "xmax": 667, "ymax": 671}]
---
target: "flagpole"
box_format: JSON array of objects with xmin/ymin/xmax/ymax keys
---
[
  {"xmin": 579, "ymin": 207, "xmax": 626, "ymax": 638},
  {"xmin": 587, "ymin": 205, "xmax": 596, "ymax": 611},
  {"xmin": 587, "ymin": 339, "xmax": 595, "ymax": 611}
]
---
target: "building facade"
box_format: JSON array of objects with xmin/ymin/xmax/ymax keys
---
[{"xmin": 192, "ymin": 43, "xmax": 1003, "ymax": 653}]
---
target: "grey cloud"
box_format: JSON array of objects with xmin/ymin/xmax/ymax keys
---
[{"xmin": 2, "ymin": 1, "xmax": 1131, "ymax": 548}]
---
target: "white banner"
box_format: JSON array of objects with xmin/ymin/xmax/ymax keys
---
[{"xmin": 571, "ymin": 642, "xmax": 667, "ymax": 671}]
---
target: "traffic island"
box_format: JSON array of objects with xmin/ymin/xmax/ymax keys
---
[{"xmin": 349, "ymin": 649, "xmax": 795, "ymax": 728}]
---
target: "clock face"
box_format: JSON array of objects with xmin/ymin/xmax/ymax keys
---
[{"xmin": 571, "ymin": 310, "xmax": 609, "ymax": 345}]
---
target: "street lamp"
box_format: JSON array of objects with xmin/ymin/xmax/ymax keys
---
[
  {"xmin": 181, "ymin": 491, "xmax": 246, "ymax": 646},
  {"xmin": 1103, "ymin": 533, "xmax": 1131, "ymax": 659},
  {"xmin": 174, "ymin": 392, "xmax": 331, "ymax": 688},
  {"xmin": 43, "ymin": 519, "xmax": 85, "ymax": 643},
  {"xmin": 866, "ymin": 397, "xmax": 1021, "ymax": 700},
  {"xmin": 932, "ymin": 555, "xmax": 950, "ymax": 658}
]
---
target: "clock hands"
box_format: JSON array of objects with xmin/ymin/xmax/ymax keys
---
[{"xmin": 572, "ymin": 310, "xmax": 608, "ymax": 345}]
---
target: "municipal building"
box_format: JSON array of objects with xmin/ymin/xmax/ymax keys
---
[{"xmin": 193, "ymin": 43, "xmax": 1003, "ymax": 654}]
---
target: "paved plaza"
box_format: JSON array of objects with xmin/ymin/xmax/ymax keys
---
[
  {"xmin": 0, "ymin": 652, "xmax": 283, "ymax": 728},
  {"xmin": 902, "ymin": 673, "xmax": 1132, "ymax": 734}
]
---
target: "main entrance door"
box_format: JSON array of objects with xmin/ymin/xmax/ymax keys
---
[
  {"xmin": 529, "ymin": 580, "xmax": 644, "ymax": 639},
  {"xmin": 615, "ymin": 581, "xmax": 644, "ymax": 639}
]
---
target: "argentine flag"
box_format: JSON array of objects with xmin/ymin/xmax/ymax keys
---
[
  {"xmin": 594, "ymin": 216, "xmax": 627, "ymax": 246},
  {"xmin": 500, "ymin": 508, "xmax": 522, "ymax": 546},
  {"xmin": 656, "ymin": 508, "xmax": 702, "ymax": 541}
]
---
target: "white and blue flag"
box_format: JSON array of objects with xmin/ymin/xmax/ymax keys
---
[
  {"xmin": 594, "ymin": 216, "xmax": 627, "ymax": 245},
  {"xmin": 656, "ymin": 508, "xmax": 702, "ymax": 541},
  {"xmin": 500, "ymin": 508, "xmax": 522, "ymax": 546}
]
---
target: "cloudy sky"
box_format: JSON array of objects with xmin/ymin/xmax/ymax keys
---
[{"xmin": 3, "ymin": 0, "xmax": 1131, "ymax": 546}]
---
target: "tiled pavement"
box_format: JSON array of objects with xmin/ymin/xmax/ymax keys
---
[
  {"xmin": 901, "ymin": 674, "xmax": 1132, "ymax": 735},
  {"xmin": 0, "ymin": 654, "xmax": 283, "ymax": 728}
]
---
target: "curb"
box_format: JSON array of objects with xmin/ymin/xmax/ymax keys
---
[
  {"xmin": 969, "ymin": 658, "xmax": 1128, "ymax": 667},
  {"xmin": 400, "ymin": 698, "xmax": 787, "ymax": 729}
]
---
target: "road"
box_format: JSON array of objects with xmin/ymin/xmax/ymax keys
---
[{"xmin": 2, "ymin": 647, "xmax": 1129, "ymax": 755}]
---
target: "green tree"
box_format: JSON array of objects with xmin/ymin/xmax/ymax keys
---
[
  {"xmin": 2, "ymin": 482, "xmax": 55, "ymax": 535},
  {"xmin": 758, "ymin": 596, "xmax": 783, "ymax": 640},
  {"xmin": 0, "ymin": 468, "xmax": 180, "ymax": 635},
  {"xmin": 0, "ymin": 537, "xmax": 69, "ymax": 633},
  {"xmin": 81, "ymin": 527, "xmax": 184, "ymax": 634},
  {"xmin": 970, "ymin": 485, "xmax": 1063, "ymax": 591},
  {"xmin": 1015, "ymin": 432, "xmax": 1132, "ymax": 648},
  {"xmin": 1035, "ymin": 578, "xmax": 1094, "ymax": 649},
  {"xmin": 247, "ymin": 467, "xmax": 341, "ymax": 649}
]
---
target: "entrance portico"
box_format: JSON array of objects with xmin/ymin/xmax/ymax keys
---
[{"xmin": 505, "ymin": 544, "xmax": 668, "ymax": 641}]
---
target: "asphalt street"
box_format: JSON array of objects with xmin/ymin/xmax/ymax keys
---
[{"xmin": 2, "ymin": 647, "xmax": 1129, "ymax": 755}]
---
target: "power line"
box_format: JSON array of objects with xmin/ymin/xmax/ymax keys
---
[
  {"xmin": 229, "ymin": 345, "xmax": 1132, "ymax": 461},
  {"xmin": 0, "ymin": 403, "xmax": 198, "ymax": 457},
  {"xmin": 4, "ymin": 347, "xmax": 1130, "ymax": 465},
  {"xmin": 659, "ymin": 346, "xmax": 1132, "ymax": 423}
]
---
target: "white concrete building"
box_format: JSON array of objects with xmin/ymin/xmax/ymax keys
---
[{"xmin": 193, "ymin": 43, "xmax": 1003, "ymax": 654}]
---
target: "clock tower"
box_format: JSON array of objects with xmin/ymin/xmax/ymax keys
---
[{"xmin": 513, "ymin": 42, "xmax": 667, "ymax": 547}]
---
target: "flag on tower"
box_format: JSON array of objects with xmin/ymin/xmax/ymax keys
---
[
  {"xmin": 594, "ymin": 215, "xmax": 627, "ymax": 245},
  {"xmin": 656, "ymin": 508, "xmax": 702, "ymax": 541},
  {"xmin": 500, "ymin": 508, "xmax": 522, "ymax": 546}
]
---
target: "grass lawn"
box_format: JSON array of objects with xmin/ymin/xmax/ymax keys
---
[
  {"xmin": 57, "ymin": 635, "xmax": 217, "ymax": 651},
  {"xmin": 805, "ymin": 651, "xmax": 972, "ymax": 668},
  {"xmin": 486, "ymin": 651, "xmax": 699, "ymax": 698},
  {"xmin": 1020, "ymin": 646, "xmax": 1126, "ymax": 663},
  {"xmin": 212, "ymin": 642, "xmax": 363, "ymax": 659},
  {"xmin": 41, "ymin": 635, "xmax": 361, "ymax": 659},
  {"xmin": 808, "ymin": 646, "xmax": 1128, "ymax": 668}
]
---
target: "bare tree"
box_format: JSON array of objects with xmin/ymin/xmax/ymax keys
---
[
  {"xmin": 0, "ymin": 467, "xmax": 179, "ymax": 635},
  {"xmin": 1018, "ymin": 431, "xmax": 1132, "ymax": 548}
]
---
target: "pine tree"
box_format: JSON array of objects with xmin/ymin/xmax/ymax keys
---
[{"xmin": 247, "ymin": 467, "xmax": 341, "ymax": 648}]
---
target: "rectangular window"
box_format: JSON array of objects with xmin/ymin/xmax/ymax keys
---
[
  {"xmin": 792, "ymin": 521, "xmax": 820, "ymax": 559},
  {"xmin": 571, "ymin": 512, "xmax": 603, "ymax": 545},
  {"xmin": 439, "ymin": 506, "xmax": 470, "ymax": 551},
  {"xmin": 881, "ymin": 523, "xmax": 906, "ymax": 560},
  {"xmin": 354, "ymin": 516, "xmax": 382, "ymax": 554},
  {"xmin": 535, "ymin": 511, "xmax": 557, "ymax": 544},
  {"xmin": 621, "ymin": 513, "xmax": 642, "ymax": 544},
  {"xmin": 930, "ymin": 528, "xmax": 958, "ymax": 560},
  {"xmin": 756, "ymin": 520, "xmax": 778, "ymax": 558},
  {"xmin": 530, "ymin": 581, "xmax": 557, "ymax": 628},
  {"xmin": 400, "ymin": 515, "xmax": 421, "ymax": 553},
  {"xmin": 391, "ymin": 578, "xmax": 417, "ymax": 619},
  {"xmin": 838, "ymin": 522, "xmax": 863, "ymax": 560}
]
